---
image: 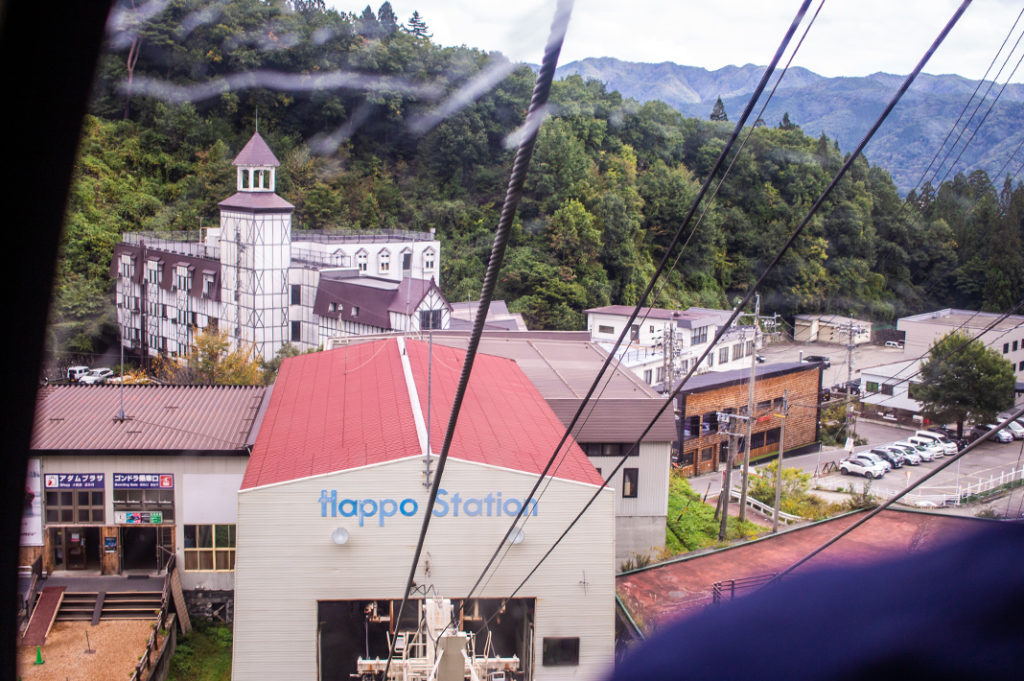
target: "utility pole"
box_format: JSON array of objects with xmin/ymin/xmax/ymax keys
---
[
  {"xmin": 717, "ymin": 410, "xmax": 748, "ymax": 541},
  {"xmin": 773, "ymin": 390, "xmax": 788, "ymax": 533},
  {"xmin": 738, "ymin": 293, "xmax": 759, "ymax": 523}
]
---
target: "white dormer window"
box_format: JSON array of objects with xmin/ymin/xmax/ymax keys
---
[
  {"xmin": 423, "ymin": 248, "xmax": 435, "ymax": 270},
  {"xmin": 119, "ymin": 254, "xmax": 133, "ymax": 278},
  {"xmin": 356, "ymin": 250, "xmax": 368, "ymax": 272},
  {"xmin": 378, "ymin": 249, "xmax": 390, "ymax": 274}
]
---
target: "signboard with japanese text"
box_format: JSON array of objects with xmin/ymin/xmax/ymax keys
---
[
  {"xmin": 43, "ymin": 473, "xmax": 105, "ymax": 489},
  {"xmin": 115, "ymin": 511, "xmax": 165, "ymax": 525},
  {"xmin": 113, "ymin": 473, "xmax": 174, "ymax": 489}
]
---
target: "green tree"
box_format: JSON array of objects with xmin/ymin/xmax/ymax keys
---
[
  {"xmin": 709, "ymin": 96, "xmax": 728, "ymax": 122},
  {"xmin": 915, "ymin": 332, "xmax": 1016, "ymax": 437},
  {"xmin": 155, "ymin": 328, "xmax": 264, "ymax": 386},
  {"xmin": 377, "ymin": 2, "xmax": 398, "ymax": 35},
  {"xmin": 405, "ymin": 11, "xmax": 431, "ymax": 38}
]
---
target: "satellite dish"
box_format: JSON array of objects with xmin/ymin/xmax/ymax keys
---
[{"xmin": 331, "ymin": 527, "xmax": 350, "ymax": 545}]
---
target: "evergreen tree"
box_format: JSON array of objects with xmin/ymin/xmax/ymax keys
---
[
  {"xmin": 709, "ymin": 96, "xmax": 728, "ymax": 122},
  {"xmin": 377, "ymin": 2, "xmax": 398, "ymax": 35},
  {"xmin": 778, "ymin": 112, "xmax": 798, "ymax": 130},
  {"xmin": 405, "ymin": 11, "xmax": 431, "ymax": 38},
  {"xmin": 358, "ymin": 5, "xmax": 380, "ymax": 38}
]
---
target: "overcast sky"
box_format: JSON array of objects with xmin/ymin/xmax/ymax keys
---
[{"xmin": 348, "ymin": 1, "xmax": 1024, "ymax": 82}]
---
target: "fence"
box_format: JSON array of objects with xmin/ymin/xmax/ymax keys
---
[
  {"xmin": 728, "ymin": 487, "xmax": 805, "ymax": 525},
  {"xmin": 875, "ymin": 462, "xmax": 1024, "ymax": 508},
  {"xmin": 129, "ymin": 554, "xmax": 179, "ymax": 681},
  {"xmin": 711, "ymin": 573, "xmax": 778, "ymax": 604}
]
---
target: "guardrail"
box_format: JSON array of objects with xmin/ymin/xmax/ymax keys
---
[
  {"xmin": 129, "ymin": 554, "xmax": 177, "ymax": 681},
  {"xmin": 728, "ymin": 487, "xmax": 805, "ymax": 524},
  {"xmin": 712, "ymin": 573, "xmax": 778, "ymax": 604},
  {"xmin": 871, "ymin": 463, "xmax": 1024, "ymax": 508}
]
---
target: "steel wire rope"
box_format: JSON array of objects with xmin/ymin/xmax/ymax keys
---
[
  {"xmin": 380, "ymin": 2, "xmax": 574, "ymax": 677},
  {"xmin": 468, "ymin": 0, "xmax": 973, "ymax": 634},
  {"xmin": 770, "ymin": 403, "xmax": 1024, "ymax": 584},
  {"xmin": 465, "ymin": 0, "xmax": 829, "ymax": 607},
  {"xmin": 451, "ymin": 0, "xmax": 815, "ymax": 619},
  {"xmin": 1004, "ymin": 437, "xmax": 1024, "ymax": 518},
  {"xmin": 931, "ymin": 40, "xmax": 1024, "ymax": 189},
  {"xmin": 907, "ymin": 6, "xmax": 1024, "ymax": 197}
]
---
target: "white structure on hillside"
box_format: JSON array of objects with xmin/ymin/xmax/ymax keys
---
[
  {"xmin": 793, "ymin": 314, "xmax": 872, "ymax": 345},
  {"xmin": 112, "ymin": 132, "xmax": 448, "ymax": 360},
  {"xmin": 585, "ymin": 306, "xmax": 756, "ymax": 387},
  {"xmin": 899, "ymin": 309, "xmax": 1024, "ymax": 385}
]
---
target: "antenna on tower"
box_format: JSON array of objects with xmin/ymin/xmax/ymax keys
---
[{"xmin": 255, "ymin": 108, "xmax": 259, "ymax": 134}]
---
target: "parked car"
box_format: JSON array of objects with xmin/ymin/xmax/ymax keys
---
[
  {"xmin": 868, "ymin": 447, "xmax": 904, "ymax": 469},
  {"xmin": 995, "ymin": 416, "xmax": 1024, "ymax": 440},
  {"xmin": 884, "ymin": 340, "xmax": 904, "ymax": 349},
  {"xmin": 802, "ymin": 354, "xmax": 831, "ymax": 368},
  {"xmin": 970, "ymin": 424, "xmax": 1014, "ymax": 444},
  {"xmin": 857, "ymin": 451, "xmax": 892, "ymax": 472},
  {"xmin": 839, "ymin": 456, "xmax": 887, "ymax": 479},
  {"xmin": 885, "ymin": 443, "xmax": 922, "ymax": 465},
  {"xmin": 916, "ymin": 429, "xmax": 960, "ymax": 455},
  {"xmin": 79, "ymin": 368, "xmax": 114, "ymax": 385},
  {"xmin": 900, "ymin": 439, "xmax": 938, "ymax": 462},
  {"xmin": 67, "ymin": 365, "xmax": 89, "ymax": 382}
]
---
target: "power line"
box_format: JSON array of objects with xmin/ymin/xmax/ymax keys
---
[
  {"xmin": 455, "ymin": 0, "xmax": 816, "ymax": 614},
  {"xmin": 468, "ymin": 0, "xmax": 972, "ymax": 634},
  {"xmin": 380, "ymin": 2, "xmax": 573, "ymax": 677},
  {"xmin": 907, "ymin": 6, "xmax": 1024, "ymax": 197}
]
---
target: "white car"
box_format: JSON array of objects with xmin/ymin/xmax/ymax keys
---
[
  {"xmin": 79, "ymin": 368, "xmax": 114, "ymax": 385},
  {"xmin": 839, "ymin": 456, "xmax": 887, "ymax": 479},
  {"xmin": 886, "ymin": 443, "xmax": 922, "ymax": 465},
  {"xmin": 914, "ymin": 430, "xmax": 958, "ymax": 456},
  {"xmin": 904, "ymin": 438, "xmax": 942, "ymax": 461},
  {"xmin": 856, "ymin": 451, "xmax": 892, "ymax": 472}
]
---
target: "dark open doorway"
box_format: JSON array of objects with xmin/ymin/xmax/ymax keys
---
[
  {"xmin": 120, "ymin": 526, "xmax": 159, "ymax": 571},
  {"xmin": 317, "ymin": 597, "xmax": 535, "ymax": 681}
]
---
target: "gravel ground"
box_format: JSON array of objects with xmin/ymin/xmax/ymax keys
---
[{"xmin": 18, "ymin": 619, "xmax": 157, "ymax": 681}]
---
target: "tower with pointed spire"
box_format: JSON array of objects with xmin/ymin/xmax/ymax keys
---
[{"xmin": 218, "ymin": 131, "xmax": 294, "ymax": 360}]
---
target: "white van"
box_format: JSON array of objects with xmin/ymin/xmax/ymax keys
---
[
  {"xmin": 67, "ymin": 366, "xmax": 89, "ymax": 382},
  {"xmin": 914, "ymin": 430, "xmax": 957, "ymax": 456}
]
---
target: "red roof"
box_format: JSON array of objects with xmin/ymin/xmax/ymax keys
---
[
  {"xmin": 242, "ymin": 338, "xmax": 602, "ymax": 489},
  {"xmin": 233, "ymin": 132, "xmax": 280, "ymax": 166}
]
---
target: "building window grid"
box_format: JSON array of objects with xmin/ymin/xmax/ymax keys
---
[
  {"xmin": 378, "ymin": 250, "xmax": 390, "ymax": 273},
  {"xmin": 183, "ymin": 524, "xmax": 236, "ymax": 571},
  {"xmin": 719, "ymin": 347, "xmax": 729, "ymax": 364},
  {"xmin": 622, "ymin": 468, "xmax": 639, "ymax": 498},
  {"xmin": 692, "ymin": 326, "xmax": 709, "ymax": 344},
  {"xmin": 45, "ymin": 490, "xmax": 105, "ymax": 524}
]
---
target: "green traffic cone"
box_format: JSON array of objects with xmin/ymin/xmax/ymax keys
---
[{"xmin": 33, "ymin": 645, "xmax": 44, "ymax": 665}]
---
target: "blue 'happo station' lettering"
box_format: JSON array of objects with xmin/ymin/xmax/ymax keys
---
[{"xmin": 318, "ymin": 488, "xmax": 537, "ymax": 527}]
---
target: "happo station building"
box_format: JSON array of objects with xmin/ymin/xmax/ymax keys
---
[{"xmin": 232, "ymin": 337, "xmax": 615, "ymax": 680}]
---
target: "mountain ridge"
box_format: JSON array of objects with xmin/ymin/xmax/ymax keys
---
[{"xmin": 553, "ymin": 57, "xmax": 1024, "ymax": 192}]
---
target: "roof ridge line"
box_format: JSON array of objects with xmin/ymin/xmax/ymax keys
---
[{"xmin": 397, "ymin": 337, "xmax": 430, "ymax": 458}]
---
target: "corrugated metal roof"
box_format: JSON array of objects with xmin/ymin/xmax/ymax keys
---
[
  {"xmin": 667, "ymin": 362, "xmax": 816, "ymax": 394},
  {"xmin": 427, "ymin": 333, "xmax": 675, "ymax": 442},
  {"xmin": 242, "ymin": 338, "xmax": 603, "ymax": 489},
  {"xmin": 233, "ymin": 132, "xmax": 280, "ymax": 166},
  {"xmin": 32, "ymin": 385, "xmax": 267, "ymax": 452}
]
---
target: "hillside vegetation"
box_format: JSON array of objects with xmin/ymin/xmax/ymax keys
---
[{"xmin": 54, "ymin": 0, "xmax": 1024, "ymax": 355}]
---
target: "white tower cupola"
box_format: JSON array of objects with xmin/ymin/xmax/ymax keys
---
[{"xmin": 233, "ymin": 131, "xmax": 280, "ymax": 192}]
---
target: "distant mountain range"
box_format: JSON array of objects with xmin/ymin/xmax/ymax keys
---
[{"xmin": 553, "ymin": 58, "xmax": 1024, "ymax": 193}]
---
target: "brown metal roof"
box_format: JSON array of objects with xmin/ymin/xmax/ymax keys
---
[
  {"xmin": 32, "ymin": 385, "xmax": 267, "ymax": 453},
  {"xmin": 233, "ymin": 132, "xmax": 280, "ymax": 166},
  {"xmin": 427, "ymin": 332, "xmax": 676, "ymax": 442}
]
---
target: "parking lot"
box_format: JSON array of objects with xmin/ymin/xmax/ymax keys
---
[{"xmin": 758, "ymin": 338, "xmax": 910, "ymax": 390}]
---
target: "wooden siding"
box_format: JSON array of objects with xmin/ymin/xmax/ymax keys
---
[
  {"xmin": 232, "ymin": 457, "xmax": 614, "ymax": 681},
  {"xmin": 675, "ymin": 366, "xmax": 821, "ymax": 476}
]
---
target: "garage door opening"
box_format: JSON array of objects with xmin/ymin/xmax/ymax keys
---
[{"xmin": 318, "ymin": 597, "xmax": 535, "ymax": 680}]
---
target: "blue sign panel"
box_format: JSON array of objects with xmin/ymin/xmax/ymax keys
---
[
  {"xmin": 43, "ymin": 473, "xmax": 104, "ymax": 489},
  {"xmin": 113, "ymin": 473, "xmax": 174, "ymax": 489}
]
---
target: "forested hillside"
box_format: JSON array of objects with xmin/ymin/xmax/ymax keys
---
[{"xmin": 53, "ymin": 0, "xmax": 1024, "ymax": 355}]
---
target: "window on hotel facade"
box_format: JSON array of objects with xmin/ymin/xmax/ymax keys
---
[
  {"xmin": 865, "ymin": 381, "xmax": 879, "ymax": 393},
  {"xmin": 683, "ymin": 415, "xmax": 701, "ymax": 439},
  {"xmin": 378, "ymin": 250, "xmax": 390, "ymax": 273},
  {"xmin": 598, "ymin": 324, "xmax": 614, "ymax": 335},
  {"xmin": 423, "ymin": 249, "xmax": 435, "ymax": 270},
  {"xmin": 692, "ymin": 326, "xmax": 708, "ymax": 344},
  {"xmin": 622, "ymin": 468, "xmax": 638, "ymax": 498},
  {"xmin": 291, "ymin": 321, "xmax": 301, "ymax": 342},
  {"xmin": 147, "ymin": 264, "xmax": 159, "ymax": 285},
  {"xmin": 291, "ymin": 284, "xmax": 301, "ymax": 305},
  {"xmin": 719, "ymin": 347, "xmax": 729, "ymax": 364},
  {"xmin": 203, "ymin": 275, "xmax": 215, "ymax": 298},
  {"xmin": 419, "ymin": 308, "xmax": 442, "ymax": 330},
  {"xmin": 583, "ymin": 443, "xmax": 637, "ymax": 457},
  {"xmin": 357, "ymin": 251, "xmax": 368, "ymax": 271},
  {"xmin": 183, "ymin": 524, "xmax": 236, "ymax": 571},
  {"xmin": 1004, "ymin": 343, "xmax": 1010, "ymax": 354},
  {"xmin": 45, "ymin": 490, "xmax": 104, "ymax": 524},
  {"xmin": 542, "ymin": 637, "xmax": 580, "ymax": 666}
]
